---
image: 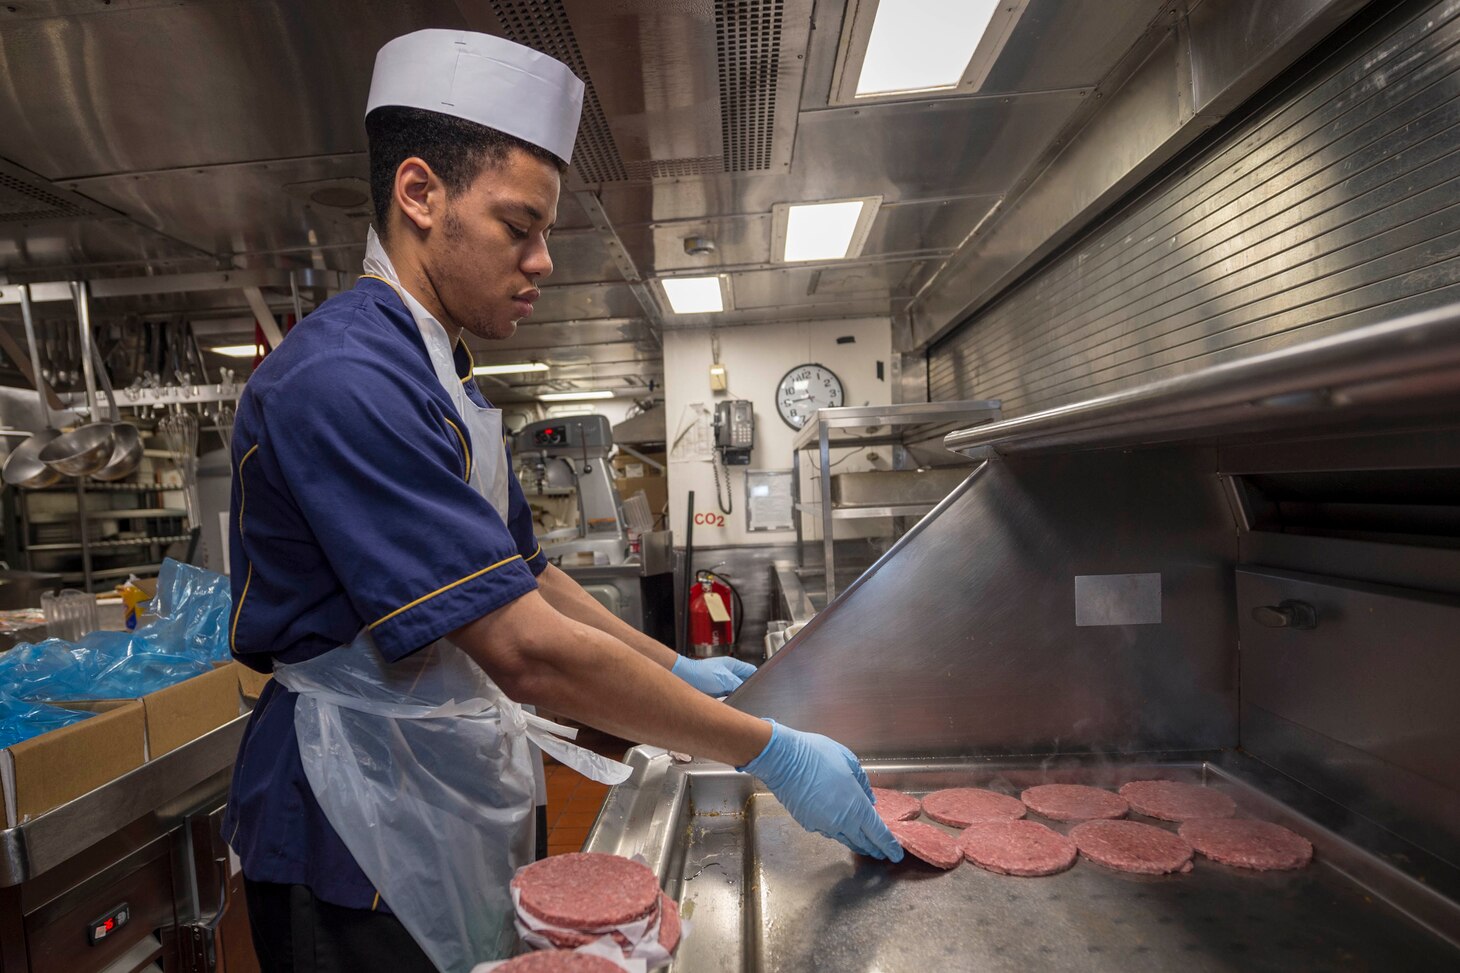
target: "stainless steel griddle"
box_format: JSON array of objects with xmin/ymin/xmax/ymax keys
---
[{"xmin": 588, "ymin": 750, "xmax": 1460, "ymax": 972}]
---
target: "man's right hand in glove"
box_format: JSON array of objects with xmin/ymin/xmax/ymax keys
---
[{"xmin": 739, "ymin": 720, "xmax": 904, "ymax": 862}]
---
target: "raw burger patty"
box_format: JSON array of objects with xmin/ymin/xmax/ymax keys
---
[
  {"xmin": 1119, "ymin": 780, "xmax": 1236, "ymax": 822},
  {"xmin": 871, "ymin": 786, "xmax": 922, "ymax": 823},
  {"xmin": 1070, "ymin": 819, "xmax": 1194, "ymax": 875},
  {"xmin": 921, "ymin": 788, "xmax": 1026, "ymax": 828},
  {"xmin": 1180, "ymin": 819, "xmax": 1313, "ymax": 871},
  {"xmin": 494, "ymin": 952, "xmax": 625, "ymax": 972},
  {"xmin": 658, "ymin": 893, "xmax": 682, "ymax": 953},
  {"xmin": 1021, "ymin": 784, "xmax": 1128, "ymax": 821},
  {"xmin": 535, "ymin": 926, "xmax": 631, "ymax": 951},
  {"xmin": 512, "ymin": 852, "xmax": 660, "ymax": 929},
  {"xmin": 888, "ymin": 820, "xmax": 963, "ymax": 869},
  {"xmin": 958, "ymin": 820, "xmax": 1078, "ymax": 877}
]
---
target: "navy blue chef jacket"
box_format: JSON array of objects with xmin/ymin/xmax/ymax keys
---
[{"xmin": 223, "ymin": 277, "xmax": 549, "ymax": 911}]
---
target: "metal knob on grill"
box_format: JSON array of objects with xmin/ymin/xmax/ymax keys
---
[{"xmin": 1251, "ymin": 600, "xmax": 1318, "ymax": 630}]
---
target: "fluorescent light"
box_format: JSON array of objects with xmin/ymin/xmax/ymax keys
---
[
  {"xmin": 785, "ymin": 200, "xmax": 865, "ymax": 261},
  {"xmin": 772, "ymin": 196, "xmax": 882, "ymax": 264},
  {"xmin": 546, "ymin": 405, "xmax": 596, "ymax": 417},
  {"xmin": 660, "ymin": 276, "xmax": 725, "ymax": 314},
  {"xmin": 472, "ymin": 362, "xmax": 549, "ymax": 376},
  {"xmin": 209, "ymin": 344, "xmax": 260, "ymax": 358},
  {"xmin": 856, "ymin": 0, "xmax": 1001, "ymax": 96},
  {"xmin": 539, "ymin": 390, "xmax": 615, "ymax": 401}
]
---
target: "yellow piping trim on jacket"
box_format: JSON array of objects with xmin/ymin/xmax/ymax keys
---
[
  {"xmin": 528, "ymin": 543, "xmax": 542, "ymax": 562},
  {"xmin": 368, "ymin": 555, "xmax": 523, "ymax": 631},
  {"xmin": 229, "ymin": 444, "xmax": 262, "ymax": 650},
  {"xmin": 459, "ymin": 342, "xmax": 476, "ymax": 383},
  {"xmin": 371, "ymin": 891, "xmax": 381, "ymax": 911},
  {"xmin": 360, "ymin": 275, "xmax": 475, "ymax": 481},
  {"xmin": 443, "ymin": 417, "xmax": 472, "ymax": 482}
]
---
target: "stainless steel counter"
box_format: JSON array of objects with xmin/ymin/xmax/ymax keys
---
[{"xmin": 588, "ymin": 749, "xmax": 1460, "ymax": 972}]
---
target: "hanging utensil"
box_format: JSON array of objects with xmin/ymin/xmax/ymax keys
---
[
  {"xmin": 39, "ymin": 282, "xmax": 116, "ymax": 476},
  {"xmin": 2, "ymin": 286, "xmax": 66, "ymax": 489},
  {"xmin": 87, "ymin": 337, "xmax": 142, "ymax": 482},
  {"xmin": 158, "ymin": 409, "xmax": 200, "ymax": 528},
  {"xmin": 41, "ymin": 319, "xmax": 58, "ymax": 386}
]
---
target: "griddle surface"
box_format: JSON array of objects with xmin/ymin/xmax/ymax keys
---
[{"xmin": 660, "ymin": 761, "xmax": 1460, "ymax": 972}]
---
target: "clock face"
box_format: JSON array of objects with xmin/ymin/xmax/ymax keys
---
[{"xmin": 776, "ymin": 363, "xmax": 845, "ymax": 429}]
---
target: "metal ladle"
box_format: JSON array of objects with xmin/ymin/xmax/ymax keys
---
[
  {"xmin": 2, "ymin": 285, "xmax": 65, "ymax": 489},
  {"xmin": 39, "ymin": 281, "xmax": 115, "ymax": 477},
  {"xmin": 88, "ymin": 338, "xmax": 142, "ymax": 482}
]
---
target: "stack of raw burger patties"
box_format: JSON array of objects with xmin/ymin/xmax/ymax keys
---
[
  {"xmin": 508, "ymin": 852, "xmax": 682, "ymax": 968},
  {"xmin": 870, "ymin": 778, "xmax": 1313, "ymax": 876}
]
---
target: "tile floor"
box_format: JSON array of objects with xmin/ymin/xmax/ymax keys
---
[{"xmin": 543, "ymin": 727, "xmax": 630, "ymax": 856}]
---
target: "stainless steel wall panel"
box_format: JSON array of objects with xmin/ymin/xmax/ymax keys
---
[
  {"xmin": 0, "ymin": 1, "xmax": 430, "ymax": 179},
  {"xmin": 731, "ymin": 448, "xmax": 1239, "ymax": 757},
  {"xmin": 929, "ymin": 0, "xmax": 1460, "ymax": 415},
  {"xmin": 862, "ymin": 196, "xmax": 1000, "ymax": 259},
  {"xmin": 531, "ymin": 282, "xmax": 648, "ymax": 321},
  {"xmin": 65, "ymin": 156, "xmax": 372, "ymax": 265},
  {"xmin": 1237, "ymin": 566, "xmax": 1460, "ymax": 864},
  {"xmin": 594, "ymin": 92, "xmax": 1086, "ymax": 225},
  {"xmin": 978, "ymin": 0, "xmax": 1169, "ymax": 95}
]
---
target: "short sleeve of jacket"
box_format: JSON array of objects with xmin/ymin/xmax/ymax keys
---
[
  {"xmin": 503, "ymin": 444, "xmax": 548, "ymax": 576},
  {"xmin": 252, "ymin": 356, "xmax": 537, "ymax": 660}
]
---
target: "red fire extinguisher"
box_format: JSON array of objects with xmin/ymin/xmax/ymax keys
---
[{"xmin": 687, "ymin": 569, "xmax": 740, "ymax": 656}]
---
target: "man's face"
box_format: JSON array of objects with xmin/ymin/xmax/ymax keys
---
[{"xmin": 427, "ymin": 147, "xmax": 560, "ymax": 341}]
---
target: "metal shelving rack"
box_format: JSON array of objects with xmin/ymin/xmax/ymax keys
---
[
  {"xmin": 791, "ymin": 400, "xmax": 1001, "ymax": 600},
  {"xmin": 14, "ymin": 480, "xmax": 190, "ymax": 588}
]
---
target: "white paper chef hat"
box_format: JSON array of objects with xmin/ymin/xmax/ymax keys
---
[{"xmin": 366, "ymin": 29, "xmax": 585, "ymax": 165}]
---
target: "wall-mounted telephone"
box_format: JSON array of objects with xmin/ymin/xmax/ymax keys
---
[
  {"xmin": 712, "ymin": 400, "xmax": 754, "ymax": 516},
  {"xmin": 713, "ymin": 399, "xmax": 755, "ymax": 465}
]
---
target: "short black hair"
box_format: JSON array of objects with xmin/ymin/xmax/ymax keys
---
[{"xmin": 365, "ymin": 105, "xmax": 568, "ymax": 234}]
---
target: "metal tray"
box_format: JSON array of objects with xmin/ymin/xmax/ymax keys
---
[{"xmin": 586, "ymin": 751, "xmax": 1460, "ymax": 972}]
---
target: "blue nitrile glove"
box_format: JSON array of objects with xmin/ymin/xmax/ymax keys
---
[
  {"xmin": 672, "ymin": 655, "xmax": 758, "ymax": 697},
  {"xmin": 738, "ymin": 720, "xmax": 903, "ymax": 862}
]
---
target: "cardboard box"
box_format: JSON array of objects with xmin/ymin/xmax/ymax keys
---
[
  {"xmin": 612, "ymin": 452, "xmax": 665, "ymax": 477},
  {"xmin": 616, "ymin": 476, "xmax": 669, "ymax": 521},
  {"xmin": 139, "ymin": 664, "xmax": 241, "ymax": 758},
  {"xmin": 1, "ymin": 700, "xmax": 147, "ymax": 827},
  {"xmin": 232, "ymin": 661, "xmax": 273, "ymax": 704}
]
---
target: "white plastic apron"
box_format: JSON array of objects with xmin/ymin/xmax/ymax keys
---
[{"xmin": 275, "ymin": 239, "xmax": 632, "ymax": 971}]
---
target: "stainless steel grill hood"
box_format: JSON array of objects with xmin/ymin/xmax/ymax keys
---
[{"xmin": 585, "ymin": 301, "xmax": 1460, "ymax": 971}]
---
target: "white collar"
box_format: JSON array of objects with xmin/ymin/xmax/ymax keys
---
[{"xmin": 362, "ymin": 226, "xmax": 449, "ymax": 339}]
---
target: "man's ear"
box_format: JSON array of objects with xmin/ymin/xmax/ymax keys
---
[{"xmin": 394, "ymin": 157, "xmax": 442, "ymax": 233}]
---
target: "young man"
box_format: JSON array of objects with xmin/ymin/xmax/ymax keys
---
[{"xmin": 224, "ymin": 30, "xmax": 899, "ymax": 973}]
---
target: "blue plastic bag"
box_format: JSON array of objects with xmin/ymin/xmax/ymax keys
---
[
  {"xmin": 0, "ymin": 559, "xmax": 231, "ymax": 702},
  {"xmin": 145, "ymin": 559, "xmax": 234, "ymax": 663},
  {"xmin": 0, "ymin": 690, "xmax": 92, "ymax": 749}
]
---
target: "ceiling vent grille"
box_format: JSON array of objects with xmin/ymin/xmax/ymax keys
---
[
  {"xmin": 491, "ymin": 0, "xmax": 627, "ymax": 183},
  {"xmin": 715, "ymin": 0, "xmax": 785, "ymax": 172},
  {"xmin": 624, "ymin": 156, "xmax": 725, "ymax": 180},
  {"xmin": 0, "ymin": 169, "xmax": 100, "ymax": 223}
]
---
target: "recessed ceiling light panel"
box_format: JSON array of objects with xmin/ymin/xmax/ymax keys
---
[
  {"xmin": 831, "ymin": 0, "xmax": 1027, "ymax": 104},
  {"xmin": 473, "ymin": 362, "xmax": 550, "ymax": 376},
  {"xmin": 539, "ymin": 390, "xmax": 616, "ymax": 401},
  {"xmin": 658, "ymin": 275, "xmax": 731, "ymax": 315},
  {"xmin": 209, "ymin": 344, "xmax": 259, "ymax": 358},
  {"xmin": 772, "ymin": 196, "xmax": 883, "ymax": 263}
]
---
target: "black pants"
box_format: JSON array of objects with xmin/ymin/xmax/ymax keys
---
[
  {"xmin": 245, "ymin": 807, "xmax": 550, "ymax": 972},
  {"xmin": 244, "ymin": 881, "xmax": 435, "ymax": 973}
]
